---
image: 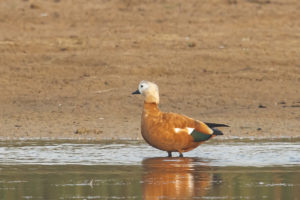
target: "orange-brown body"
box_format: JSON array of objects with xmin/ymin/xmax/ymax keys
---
[{"xmin": 141, "ymin": 102, "xmax": 214, "ymax": 155}]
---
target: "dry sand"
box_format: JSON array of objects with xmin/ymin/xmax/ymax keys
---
[{"xmin": 0, "ymin": 0, "xmax": 299, "ymax": 140}]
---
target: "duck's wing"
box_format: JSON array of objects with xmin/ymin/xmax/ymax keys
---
[{"xmin": 163, "ymin": 112, "xmax": 226, "ymax": 142}]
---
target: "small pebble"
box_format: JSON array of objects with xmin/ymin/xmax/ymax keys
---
[
  {"xmin": 258, "ymin": 104, "xmax": 266, "ymax": 108},
  {"xmin": 188, "ymin": 42, "xmax": 196, "ymax": 48}
]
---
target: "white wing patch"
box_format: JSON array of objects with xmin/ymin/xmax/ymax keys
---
[
  {"xmin": 187, "ymin": 128, "xmax": 194, "ymax": 134},
  {"xmin": 174, "ymin": 128, "xmax": 181, "ymax": 133},
  {"xmin": 174, "ymin": 127, "xmax": 195, "ymax": 135}
]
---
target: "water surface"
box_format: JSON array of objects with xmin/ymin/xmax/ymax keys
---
[{"xmin": 0, "ymin": 139, "xmax": 299, "ymax": 199}]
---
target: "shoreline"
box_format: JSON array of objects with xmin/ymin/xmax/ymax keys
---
[{"xmin": 1, "ymin": 136, "xmax": 300, "ymax": 142}]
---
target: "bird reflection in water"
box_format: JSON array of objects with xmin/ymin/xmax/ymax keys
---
[{"xmin": 142, "ymin": 157, "xmax": 219, "ymax": 199}]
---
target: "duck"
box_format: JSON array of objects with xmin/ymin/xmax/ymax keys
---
[{"xmin": 132, "ymin": 80, "xmax": 228, "ymax": 157}]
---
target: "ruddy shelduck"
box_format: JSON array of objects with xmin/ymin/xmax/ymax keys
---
[{"xmin": 132, "ymin": 80, "xmax": 228, "ymax": 157}]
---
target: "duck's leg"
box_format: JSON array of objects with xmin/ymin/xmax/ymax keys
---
[
  {"xmin": 179, "ymin": 151, "xmax": 184, "ymax": 157},
  {"xmin": 168, "ymin": 152, "xmax": 172, "ymax": 157}
]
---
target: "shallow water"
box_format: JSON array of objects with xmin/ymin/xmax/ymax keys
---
[{"xmin": 0, "ymin": 139, "xmax": 300, "ymax": 199}]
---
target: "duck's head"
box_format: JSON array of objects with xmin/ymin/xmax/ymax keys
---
[{"xmin": 132, "ymin": 80, "xmax": 159, "ymax": 104}]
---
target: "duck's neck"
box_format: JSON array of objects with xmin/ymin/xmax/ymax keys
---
[
  {"xmin": 144, "ymin": 91, "xmax": 159, "ymax": 104},
  {"xmin": 143, "ymin": 102, "xmax": 160, "ymax": 116}
]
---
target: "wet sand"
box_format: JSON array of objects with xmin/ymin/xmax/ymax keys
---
[{"xmin": 0, "ymin": 0, "xmax": 299, "ymax": 140}]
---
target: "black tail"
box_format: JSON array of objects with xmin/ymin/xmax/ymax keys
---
[
  {"xmin": 205, "ymin": 122, "xmax": 229, "ymax": 128},
  {"xmin": 212, "ymin": 128, "xmax": 224, "ymax": 136}
]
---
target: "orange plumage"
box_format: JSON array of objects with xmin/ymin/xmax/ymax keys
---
[{"xmin": 133, "ymin": 80, "xmax": 228, "ymax": 157}]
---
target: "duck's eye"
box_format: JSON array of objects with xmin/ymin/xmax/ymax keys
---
[{"xmin": 141, "ymin": 85, "xmax": 144, "ymax": 88}]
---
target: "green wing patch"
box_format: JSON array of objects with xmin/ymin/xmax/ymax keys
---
[{"xmin": 191, "ymin": 129, "xmax": 212, "ymax": 142}]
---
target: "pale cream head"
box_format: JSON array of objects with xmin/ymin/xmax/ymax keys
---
[{"xmin": 135, "ymin": 80, "xmax": 159, "ymax": 104}]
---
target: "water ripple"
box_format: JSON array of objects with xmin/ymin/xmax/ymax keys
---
[{"xmin": 0, "ymin": 140, "xmax": 299, "ymax": 166}]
